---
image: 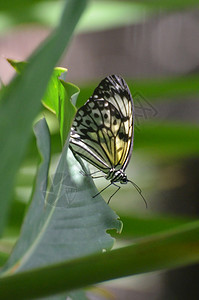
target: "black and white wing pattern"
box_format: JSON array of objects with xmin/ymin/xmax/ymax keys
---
[{"xmin": 69, "ymin": 75, "xmax": 134, "ymax": 180}]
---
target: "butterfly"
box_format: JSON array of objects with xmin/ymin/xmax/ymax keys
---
[{"xmin": 69, "ymin": 75, "xmax": 146, "ymax": 205}]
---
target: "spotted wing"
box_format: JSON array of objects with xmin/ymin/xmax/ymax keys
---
[
  {"xmin": 92, "ymin": 75, "xmax": 134, "ymax": 171},
  {"xmin": 69, "ymin": 75, "xmax": 134, "ymax": 174}
]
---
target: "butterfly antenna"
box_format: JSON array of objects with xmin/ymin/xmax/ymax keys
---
[{"xmin": 128, "ymin": 180, "xmax": 148, "ymax": 208}]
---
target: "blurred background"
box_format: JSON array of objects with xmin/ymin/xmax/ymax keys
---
[{"xmin": 0, "ymin": 0, "xmax": 199, "ymax": 299}]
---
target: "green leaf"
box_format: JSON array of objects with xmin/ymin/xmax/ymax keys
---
[
  {"xmin": 0, "ymin": 0, "xmax": 87, "ymax": 236},
  {"xmin": 6, "ymin": 59, "xmax": 27, "ymax": 74},
  {"xmin": 58, "ymin": 80, "xmax": 79, "ymax": 145},
  {"xmin": 1, "ymin": 118, "xmax": 121, "ymax": 284},
  {"xmin": 7, "ymin": 58, "xmax": 78, "ymax": 145},
  {"xmin": 7, "ymin": 59, "xmax": 68, "ymax": 117},
  {"xmin": 1, "ymin": 220, "xmax": 199, "ymax": 299},
  {"xmin": 0, "ymin": 118, "xmax": 51, "ymax": 274},
  {"xmin": 42, "ymin": 75, "xmax": 80, "ymax": 146},
  {"xmin": 41, "ymin": 69, "xmax": 68, "ymax": 116},
  {"xmin": 0, "ymin": 252, "xmax": 9, "ymax": 267}
]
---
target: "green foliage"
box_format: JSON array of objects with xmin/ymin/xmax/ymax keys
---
[
  {"xmin": 1, "ymin": 0, "xmax": 199, "ymax": 34},
  {"xmin": 114, "ymin": 214, "xmax": 193, "ymax": 238},
  {"xmin": 135, "ymin": 122, "xmax": 199, "ymax": 157},
  {"xmin": 0, "ymin": 0, "xmax": 87, "ymax": 235},
  {"xmin": 9, "ymin": 60, "xmax": 79, "ymax": 145},
  {"xmin": 0, "ymin": 0, "xmax": 199, "ymax": 299},
  {"xmin": 1, "ymin": 119, "xmax": 121, "ymax": 289},
  {"xmin": 1, "ymin": 220, "xmax": 199, "ymax": 299}
]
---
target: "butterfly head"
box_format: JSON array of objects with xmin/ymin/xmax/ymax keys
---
[
  {"xmin": 120, "ymin": 174, "xmax": 128, "ymax": 184},
  {"xmin": 107, "ymin": 170, "xmax": 147, "ymax": 207}
]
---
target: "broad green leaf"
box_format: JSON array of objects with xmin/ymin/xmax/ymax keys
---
[
  {"xmin": 1, "ymin": 220, "xmax": 199, "ymax": 299},
  {"xmin": 0, "ymin": 0, "xmax": 87, "ymax": 236},
  {"xmin": 1, "ymin": 118, "xmax": 122, "ymax": 283},
  {"xmin": 0, "ymin": 118, "xmax": 51, "ymax": 275}
]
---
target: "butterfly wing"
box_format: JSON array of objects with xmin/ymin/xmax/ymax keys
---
[
  {"xmin": 93, "ymin": 75, "xmax": 134, "ymax": 171},
  {"xmin": 69, "ymin": 75, "xmax": 134, "ymax": 174}
]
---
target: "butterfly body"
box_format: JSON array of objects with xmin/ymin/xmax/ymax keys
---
[
  {"xmin": 105, "ymin": 168, "xmax": 127, "ymax": 184},
  {"xmin": 69, "ymin": 74, "xmax": 136, "ymax": 200}
]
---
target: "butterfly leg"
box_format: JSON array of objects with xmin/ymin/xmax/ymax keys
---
[
  {"xmin": 80, "ymin": 170, "xmax": 101, "ymax": 176},
  {"xmin": 107, "ymin": 183, "xmax": 121, "ymax": 204},
  {"xmin": 93, "ymin": 182, "xmax": 112, "ymax": 199},
  {"xmin": 80, "ymin": 170, "xmax": 104, "ymax": 179},
  {"xmin": 93, "ymin": 183, "xmax": 121, "ymax": 204}
]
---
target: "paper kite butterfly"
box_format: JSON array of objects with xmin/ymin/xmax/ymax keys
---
[{"xmin": 69, "ymin": 75, "xmax": 146, "ymax": 204}]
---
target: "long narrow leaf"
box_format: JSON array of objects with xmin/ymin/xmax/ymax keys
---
[
  {"xmin": 1, "ymin": 221, "xmax": 199, "ymax": 299},
  {"xmin": 0, "ymin": 0, "xmax": 87, "ymax": 235}
]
